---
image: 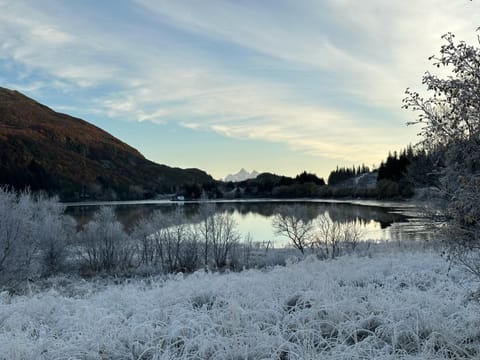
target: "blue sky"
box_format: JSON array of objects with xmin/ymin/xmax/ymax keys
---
[{"xmin": 1, "ymin": 0, "xmax": 479, "ymax": 180}]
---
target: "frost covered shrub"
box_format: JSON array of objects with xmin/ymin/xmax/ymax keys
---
[
  {"xmin": 0, "ymin": 188, "xmax": 38, "ymax": 285},
  {"xmin": 0, "ymin": 188, "xmax": 72, "ymax": 286},
  {"xmin": 207, "ymin": 213, "xmax": 240, "ymax": 269},
  {"xmin": 36, "ymin": 199, "xmax": 75, "ymax": 276},
  {"xmin": 130, "ymin": 211, "xmax": 166, "ymax": 269},
  {"xmin": 77, "ymin": 207, "xmax": 133, "ymax": 273},
  {"xmin": 130, "ymin": 207, "xmax": 246, "ymax": 275},
  {"xmin": 195, "ymin": 206, "xmax": 241, "ymax": 270},
  {"xmin": 131, "ymin": 209, "xmax": 202, "ymax": 273},
  {"xmin": 309, "ymin": 215, "xmax": 363, "ymax": 259},
  {"xmin": 177, "ymin": 237, "xmax": 201, "ymax": 272}
]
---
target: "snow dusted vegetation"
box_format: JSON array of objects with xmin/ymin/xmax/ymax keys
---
[{"xmin": 1, "ymin": 247, "xmax": 479, "ymax": 359}]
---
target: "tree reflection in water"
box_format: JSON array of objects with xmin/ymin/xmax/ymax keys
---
[{"xmin": 65, "ymin": 200, "xmax": 433, "ymax": 244}]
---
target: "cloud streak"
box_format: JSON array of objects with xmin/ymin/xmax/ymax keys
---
[{"xmin": 1, "ymin": 0, "xmax": 479, "ymax": 175}]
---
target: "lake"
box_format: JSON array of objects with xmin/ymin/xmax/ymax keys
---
[{"xmin": 65, "ymin": 199, "xmax": 435, "ymax": 247}]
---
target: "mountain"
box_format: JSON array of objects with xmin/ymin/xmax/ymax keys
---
[
  {"xmin": 0, "ymin": 87, "xmax": 214, "ymax": 200},
  {"xmin": 224, "ymin": 168, "xmax": 259, "ymax": 182}
]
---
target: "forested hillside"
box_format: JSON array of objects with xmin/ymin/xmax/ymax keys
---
[{"xmin": 0, "ymin": 88, "xmax": 214, "ymax": 200}]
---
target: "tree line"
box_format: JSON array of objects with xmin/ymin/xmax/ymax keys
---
[{"xmin": 327, "ymin": 164, "xmax": 370, "ymax": 186}]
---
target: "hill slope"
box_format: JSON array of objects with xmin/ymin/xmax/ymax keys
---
[{"xmin": 0, "ymin": 87, "xmax": 213, "ymax": 200}]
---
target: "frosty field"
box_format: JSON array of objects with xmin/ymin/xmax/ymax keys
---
[{"xmin": 1, "ymin": 247, "xmax": 479, "ymax": 360}]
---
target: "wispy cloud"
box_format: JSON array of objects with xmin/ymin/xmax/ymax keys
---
[
  {"xmin": 135, "ymin": 0, "xmax": 479, "ymax": 108},
  {"xmin": 89, "ymin": 67, "xmax": 412, "ymax": 164},
  {"xmin": 0, "ymin": 0, "xmax": 124, "ymax": 89},
  {"xmin": 0, "ymin": 0, "xmax": 478, "ymax": 172}
]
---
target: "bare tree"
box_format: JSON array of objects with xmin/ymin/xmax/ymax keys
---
[
  {"xmin": 132, "ymin": 208, "xmax": 203, "ymax": 273},
  {"xmin": 155, "ymin": 209, "xmax": 189, "ymax": 273},
  {"xmin": 209, "ymin": 212, "xmax": 240, "ymax": 269},
  {"xmin": 77, "ymin": 207, "xmax": 131, "ymax": 273},
  {"xmin": 272, "ymin": 205, "xmax": 314, "ymax": 254},
  {"xmin": 313, "ymin": 215, "xmax": 364, "ymax": 259},
  {"xmin": 314, "ymin": 214, "xmax": 343, "ymax": 259},
  {"xmin": 236, "ymin": 233, "xmax": 255, "ymax": 270},
  {"xmin": 131, "ymin": 215, "xmax": 158, "ymax": 267},
  {"xmin": 196, "ymin": 203, "xmax": 216, "ymax": 269},
  {"xmin": 194, "ymin": 205, "xmax": 240, "ymax": 270},
  {"xmin": 343, "ymin": 220, "xmax": 364, "ymax": 252}
]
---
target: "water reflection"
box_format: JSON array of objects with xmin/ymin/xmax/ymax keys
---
[{"xmin": 65, "ymin": 200, "xmax": 434, "ymax": 244}]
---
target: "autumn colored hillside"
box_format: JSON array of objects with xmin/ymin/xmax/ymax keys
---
[{"xmin": 0, "ymin": 87, "xmax": 214, "ymax": 200}]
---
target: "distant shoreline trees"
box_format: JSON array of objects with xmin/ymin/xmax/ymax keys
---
[{"xmin": 328, "ymin": 164, "xmax": 370, "ymax": 186}]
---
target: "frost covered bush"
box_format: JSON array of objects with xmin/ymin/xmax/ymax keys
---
[
  {"xmin": 0, "ymin": 188, "xmax": 72, "ymax": 286},
  {"xmin": 77, "ymin": 207, "xmax": 133, "ymax": 273},
  {"xmin": 205, "ymin": 212, "xmax": 240, "ymax": 269},
  {"xmin": 130, "ymin": 210, "xmax": 166, "ymax": 269},
  {"xmin": 131, "ymin": 208, "xmax": 243, "ymax": 274},
  {"xmin": 0, "ymin": 188, "xmax": 39, "ymax": 285},
  {"xmin": 314, "ymin": 216, "xmax": 364, "ymax": 259},
  {"xmin": 36, "ymin": 199, "xmax": 75, "ymax": 276},
  {"xmin": 404, "ymin": 31, "xmax": 480, "ymax": 278},
  {"xmin": 0, "ymin": 249, "xmax": 478, "ymax": 359},
  {"xmin": 195, "ymin": 205, "xmax": 241, "ymax": 270}
]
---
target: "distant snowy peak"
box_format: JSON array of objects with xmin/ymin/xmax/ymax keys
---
[{"xmin": 224, "ymin": 168, "xmax": 259, "ymax": 182}]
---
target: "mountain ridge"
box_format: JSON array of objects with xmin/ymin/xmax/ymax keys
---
[
  {"xmin": 0, "ymin": 87, "xmax": 214, "ymax": 200},
  {"xmin": 225, "ymin": 168, "xmax": 259, "ymax": 182}
]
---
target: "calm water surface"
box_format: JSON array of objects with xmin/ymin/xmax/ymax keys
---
[{"xmin": 65, "ymin": 199, "xmax": 435, "ymax": 247}]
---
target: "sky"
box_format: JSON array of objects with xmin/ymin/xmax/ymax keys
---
[{"xmin": 1, "ymin": 0, "xmax": 479, "ymax": 181}]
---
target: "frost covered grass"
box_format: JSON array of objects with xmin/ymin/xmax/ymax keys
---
[{"xmin": 1, "ymin": 248, "xmax": 479, "ymax": 359}]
